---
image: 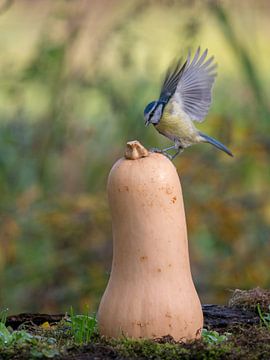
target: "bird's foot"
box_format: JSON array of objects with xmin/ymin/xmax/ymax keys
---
[
  {"xmin": 149, "ymin": 147, "xmax": 163, "ymax": 153},
  {"xmin": 164, "ymin": 152, "xmax": 173, "ymax": 160},
  {"xmin": 149, "ymin": 148, "xmax": 172, "ymax": 159},
  {"xmin": 171, "ymin": 147, "xmax": 184, "ymax": 159}
]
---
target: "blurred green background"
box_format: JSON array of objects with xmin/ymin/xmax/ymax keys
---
[{"xmin": 0, "ymin": 0, "xmax": 270, "ymax": 314}]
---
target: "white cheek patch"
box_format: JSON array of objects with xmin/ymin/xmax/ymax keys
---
[
  {"xmin": 144, "ymin": 112, "xmax": 150, "ymax": 122},
  {"xmin": 152, "ymin": 104, "xmax": 163, "ymax": 124}
]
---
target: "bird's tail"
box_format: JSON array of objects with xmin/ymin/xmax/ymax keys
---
[{"xmin": 199, "ymin": 132, "xmax": 233, "ymax": 157}]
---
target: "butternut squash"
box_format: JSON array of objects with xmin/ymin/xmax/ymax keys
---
[{"xmin": 97, "ymin": 141, "xmax": 203, "ymax": 341}]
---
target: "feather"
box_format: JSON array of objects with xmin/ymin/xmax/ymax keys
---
[
  {"xmin": 174, "ymin": 47, "xmax": 217, "ymax": 122},
  {"xmin": 158, "ymin": 48, "xmax": 217, "ymax": 122},
  {"xmin": 199, "ymin": 132, "xmax": 233, "ymax": 157},
  {"xmin": 159, "ymin": 58, "xmax": 187, "ymax": 103}
]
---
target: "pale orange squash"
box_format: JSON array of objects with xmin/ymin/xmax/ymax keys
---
[{"xmin": 97, "ymin": 141, "xmax": 203, "ymax": 341}]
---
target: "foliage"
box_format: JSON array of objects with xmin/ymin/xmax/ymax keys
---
[
  {"xmin": 0, "ymin": 307, "xmax": 96, "ymax": 357},
  {"xmin": 0, "ymin": 308, "xmax": 8, "ymax": 324},
  {"xmin": 0, "ymin": 323, "xmax": 34, "ymax": 348},
  {"xmin": 257, "ymin": 304, "xmax": 270, "ymax": 329},
  {"xmin": 0, "ymin": 309, "xmax": 59, "ymax": 357},
  {"xmin": 0, "ymin": 309, "xmax": 270, "ymax": 359},
  {"xmin": 68, "ymin": 307, "xmax": 97, "ymax": 344},
  {"xmin": 202, "ymin": 329, "xmax": 230, "ymax": 344}
]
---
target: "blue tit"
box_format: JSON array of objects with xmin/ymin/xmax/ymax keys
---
[{"xmin": 144, "ymin": 47, "xmax": 233, "ymax": 159}]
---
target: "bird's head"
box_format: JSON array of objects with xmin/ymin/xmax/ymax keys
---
[{"xmin": 144, "ymin": 100, "xmax": 165, "ymax": 126}]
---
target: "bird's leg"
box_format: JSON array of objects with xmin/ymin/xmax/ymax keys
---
[
  {"xmin": 161, "ymin": 143, "xmax": 182, "ymax": 160},
  {"xmin": 161, "ymin": 145, "xmax": 176, "ymax": 152},
  {"xmin": 159, "ymin": 145, "xmax": 177, "ymax": 160},
  {"xmin": 162, "ymin": 152, "xmax": 173, "ymax": 160},
  {"xmin": 149, "ymin": 147, "xmax": 173, "ymax": 159},
  {"xmin": 171, "ymin": 146, "xmax": 184, "ymax": 159},
  {"xmin": 150, "ymin": 144, "xmax": 183, "ymax": 160}
]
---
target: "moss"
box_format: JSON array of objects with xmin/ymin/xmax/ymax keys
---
[
  {"xmin": 104, "ymin": 336, "xmax": 233, "ymax": 360},
  {"xmin": 112, "ymin": 338, "xmax": 190, "ymax": 359},
  {"xmin": 1, "ymin": 307, "xmax": 270, "ymax": 359},
  {"xmin": 229, "ymin": 325, "xmax": 270, "ymax": 359},
  {"xmin": 1, "ymin": 326, "xmax": 270, "ymax": 360},
  {"xmin": 99, "ymin": 324, "xmax": 270, "ymax": 360}
]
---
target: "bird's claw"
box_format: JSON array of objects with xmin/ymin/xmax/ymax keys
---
[
  {"xmin": 163, "ymin": 152, "xmax": 173, "ymax": 160},
  {"xmin": 149, "ymin": 148, "xmax": 172, "ymax": 160},
  {"xmin": 149, "ymin": 147, "xmax": 162, "ymax": 153}
]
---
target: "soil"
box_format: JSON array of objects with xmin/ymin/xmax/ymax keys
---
[
  {"xmin": 5, "ymin": 305, "xmax": 260, "ymax": 331},
  {"xmin": 2, "ymin": 304, "xmax": 270, "ymax": 360}
]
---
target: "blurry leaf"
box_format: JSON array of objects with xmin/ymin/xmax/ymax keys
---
[
  {"xmin": 202, "ymin": 329, "xmax": 230, "ymax": 344},
  {"xmin": 40, "ymin": 322, "xmax": 51, "ymax": 330},
  {"xmin": 22, "ymin": 43, "xmax": 65, "ymax": 83}
]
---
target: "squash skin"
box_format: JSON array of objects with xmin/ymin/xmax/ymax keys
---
[{"xmin": 98, "ymin": 151, "xmax": 203, "ymax": 341}]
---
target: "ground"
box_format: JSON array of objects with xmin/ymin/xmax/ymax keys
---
[{"xmin": 1, "ymin": 288, "xmax": 270, "ymax": 360}]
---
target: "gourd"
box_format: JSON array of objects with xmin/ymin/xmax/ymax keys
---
[{"xmin": 97, "ymin": 141, "xmax": 203, "ymax": 341}]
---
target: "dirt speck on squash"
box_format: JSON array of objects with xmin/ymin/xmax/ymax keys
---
[
  {"xmin": 171, "ymin": 196, "xmax": 177, "ymax": 203},
  {"xmin": 140, "ymin": 256, "xmax": 148, "ymax": 261}
]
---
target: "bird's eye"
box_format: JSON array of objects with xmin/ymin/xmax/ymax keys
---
[{"xmin": 149, "ymin": 110, "xmax": 155, "ymax": 119}]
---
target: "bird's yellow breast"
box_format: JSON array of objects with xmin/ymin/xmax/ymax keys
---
[{"xmin": 155, "ymin": 100, "xmax": 198, "ymax": 146}]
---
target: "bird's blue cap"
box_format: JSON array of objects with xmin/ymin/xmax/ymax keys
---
[{"xmin": 144, "ymin": 101, "xmax": 157, "ymax": 116}]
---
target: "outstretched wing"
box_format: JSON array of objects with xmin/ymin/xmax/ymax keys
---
[
  {"xmin": 174, "ymin": 47, "xmax": 217, "ymax": 122},
  {"xmin": 159, "ymin": 58, "xmax": 187, "ymax": 104}
]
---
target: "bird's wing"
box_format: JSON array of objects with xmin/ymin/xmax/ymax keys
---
[
  {"xmin": 159, "ymin": 58, "xmax": 187, "ymax": 104},
  {"xmin": 174, "ymin": 47, "xmax": 217, "ymax": 122}
]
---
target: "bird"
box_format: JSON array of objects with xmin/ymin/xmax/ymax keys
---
[{"xmin": 144, "ymin": 47, "xmax": 233, "ymax": 159}]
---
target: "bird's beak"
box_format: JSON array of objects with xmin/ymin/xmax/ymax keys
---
[{"xmin": 145, "ymin": 119, "xmax": 150, "ymax": 127}]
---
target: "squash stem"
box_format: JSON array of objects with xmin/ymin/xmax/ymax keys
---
[{"xmin": 125, "ymin": 141, "xmax": 149, "ymax": 160}]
